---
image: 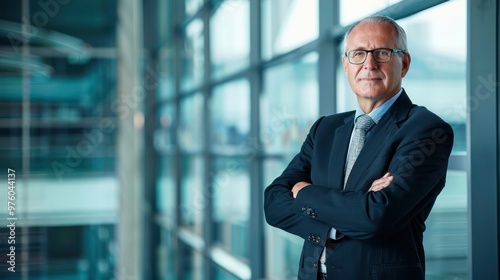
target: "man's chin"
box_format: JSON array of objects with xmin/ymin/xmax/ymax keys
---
[{"xmin": 355, "ymin": 90, "xmax": 385, "ymax": 100}]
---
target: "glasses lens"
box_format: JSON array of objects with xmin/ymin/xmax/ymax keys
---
[
  {"xmin": 349, "ymin": 50, "xmax": 366, "ymax": 64},
  {"xmin": 373, "ymin": 49, "xmax": 391, "ymax": 62}
]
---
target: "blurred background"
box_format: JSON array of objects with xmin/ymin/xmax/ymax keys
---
[{"xmin": 0, "ymin": 0, "xmax": 498, "ymax": 279}]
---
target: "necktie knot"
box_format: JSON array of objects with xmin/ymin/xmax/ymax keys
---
[{"xmin": 355, "ymin": 114, "xmax": 375, "ymax": 132}]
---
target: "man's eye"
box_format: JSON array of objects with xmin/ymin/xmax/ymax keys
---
[
  {"xmin": 352, "ymin": 51, "xmax": 364, "ymax": 57},
  {"xmin": 376, "ymin": 50, "xmax": 390, "ymax": 56}
]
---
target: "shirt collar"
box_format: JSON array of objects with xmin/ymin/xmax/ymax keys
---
[{"xmin": 354, "ymin": 88, "xmax": 403, "ymax": 124}]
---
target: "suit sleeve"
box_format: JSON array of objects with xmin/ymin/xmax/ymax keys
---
[
  {"xmin": 291, "ymin": 119, "xmax": 454, "ymax": 240},
  {"xmin": 264, "ymin": 117, "xmax": 331, "ymax": 246}
]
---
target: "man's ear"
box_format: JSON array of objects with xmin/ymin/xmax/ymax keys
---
[
  {"xmin": 401, "ymin": 53, "xmax": 411, "ymax": 77},
  {"xmin": 342, "ymin": 57, "xmax": 348, "ymax": 73}
]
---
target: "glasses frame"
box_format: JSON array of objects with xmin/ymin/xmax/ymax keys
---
[{"xmin": 344, "ymin": 48, "xmax": 405, "ymax": 65}]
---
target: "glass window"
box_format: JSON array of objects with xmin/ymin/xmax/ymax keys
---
[
  {"xmin": 211, "ymin": 79, "xmax": 250, "ymax": 150},
  {"xmin": 157, "ymin": 156, "xmax": 176, "ymax": 223},
  {"xmin": 181, "ymin": 18, "xmax": 204, "ymax": 91},
  {"xmin": 210, "ymin": 0, "xmax": 250, "ymax": 79},
  {"xmin": 212, "ymin": 157, "xmax": 250, "ymax": 259},
  {"xmin": 158, "ymin": 47, "xmax": 175, "ymax": 100},
  {"xmin": 157, "ymin": 0, "xmax": 174, "ymax": 48},
  {"xmin": 339, "ymin": 0, "xmax": 402, "ymax": 26},
  {"xmin": 180, "ymin": 156, "xmax": 205, "ymax": 235},
  {"xmin": 179, "ymin": 93, "xmax": 204, "ymax": 152},
  {"xmin": 154, "ymin": 103, "xmax": 176, "ymax": 153},
  {"xmin": 336, "ymin": 1, "xmax": 468, "ymax": 278},
  {"xmin": 179, "ymin": 241, "xmax": 205, "ymax": 280},
  {"xmin": 263, "ymin": 160, "xmax": 303, "ymax": 279},
  {"xmin": 399, "ymin": 1, "xmax": 468, "ymax": 279},
  {"xmin": 261, "ymin": 52, "xmax": 319, "ymax": 156},
  {"xmin": 158, "ymin": 229, "xmax": 176, "ymax": 280},
  {"xmin": 399, "ymin": 1, "xmax": 466, "ymax": 153},
  {"xmin": 186, "ymin": 0, "xmax": 204, "ymax": 15},
  {"xmin": 262, "ymin": 0, "xmax": 318, "ymax": 59},
  {"xmin": 423, "ymin": 170, "xmax": 467, "ymax": 278},
  {"xmin": 213, "ymin": 263, "xmax": 241, "ymax": 280}
]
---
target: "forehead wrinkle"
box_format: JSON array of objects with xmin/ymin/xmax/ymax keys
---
[{"xmin": 347, "ymin": 23, "xmax": 398, "ymax": 50}]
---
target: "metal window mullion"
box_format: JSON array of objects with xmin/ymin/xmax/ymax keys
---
[
  {"xmin": 248, "ymin": 0, "xmax": 264, "ymax": 279},
  {"xmin": 142, "ymin": 1, "xmax": 161, "ymax": 279},
  {"xmin": 467, "ymin": 0, "xmax": 499, "ymax": 279},
  {"xmin": 202, "ymin": 0, "xmax": 215, "ymax": 278},
  {"xmin": 172, "ymin": 0, "xmax": 185, "ymax": 278},
  {"xmin": 318, "ymin": 0, "xmax": 339, "ymax": 116}
]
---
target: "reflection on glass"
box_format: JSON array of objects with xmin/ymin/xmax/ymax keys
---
[
  {"xmin": 211, "ymin": 79, "xmax": 250, "ymax": 149},
  {"xmin": 154, "ymin": 103, "xmax": 175, "ymax": 153},
  {"xmin": 339, "ymin": 0, "xmax": 402, "ymax": 26},
  {"xmin": 262, "ymin": 0, "xmax": 318, "ymax": 59},
  {"xmin": 182, "ymin": 18, "xmax": 204, "ymax": 91},
  {"xmin": 263, "ymin": 160, "xmax": 303, "ymax": 279},
  {"xmin": 179, "ymin": 93, "xmax": 204, "ymax": 152},
  {"xmin": 180, "ymin": 156, "xmax": 204, "ymax": 235},
  {"xmin": 336, "ymin": 1, "xmax": 468, "ymax": 278},
  {"xmin": 261, "ymin": 52, "xmax": 318, "ymax": 156},
  {"xmin": 157, "ymin": 156, "xmax": 176, "ymax": 223},
  {"xmin": 210, "ymin": 0, "xmax": 250, "ymax": 79},
  {"xmin": 212, "ymin": 157, "xmax": 250, "ymax": 259}
]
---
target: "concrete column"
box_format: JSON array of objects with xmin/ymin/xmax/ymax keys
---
[{"xmin": 116, "ymin": 0, "xmax": 144, "ymax": 279}]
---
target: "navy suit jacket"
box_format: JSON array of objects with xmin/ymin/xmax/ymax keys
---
[{"xmin": 264, "ymin": 91, "xmax": 454, "ymax": 280}]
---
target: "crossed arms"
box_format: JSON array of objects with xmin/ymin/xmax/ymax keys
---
[{"xmin": 264, "ymin": 114, "xmax": 454, "ymax": 242}]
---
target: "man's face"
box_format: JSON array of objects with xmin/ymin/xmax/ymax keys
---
[{"xmin": 342, "ymin": 22, "xmax": 411, "ymax": 104}]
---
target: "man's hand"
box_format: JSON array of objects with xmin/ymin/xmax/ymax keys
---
[
  {"xmin": 291, "ymin": 181, "xmax": 311, "ymax": 198},
  {"xmin": 369, "ymin": 172, "xmax": 393, "ymax": 192},
  {"xmin": 292, "ymin": 173, "xmax": 392, "ymax": 198}
]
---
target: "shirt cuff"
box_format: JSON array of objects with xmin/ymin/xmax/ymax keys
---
[{"xmin": 328, "ymin": 227, "xmax": 345, "ymax": 240}]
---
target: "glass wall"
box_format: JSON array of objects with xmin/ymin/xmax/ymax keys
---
[{"xmin": 157, "ymin": 0, "xmax": 470, "ymax": 279}]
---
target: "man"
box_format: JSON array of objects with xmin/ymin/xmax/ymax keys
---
[{"xmin": 264, "ymin": 16, "xmax": 454, "ymax": 280}]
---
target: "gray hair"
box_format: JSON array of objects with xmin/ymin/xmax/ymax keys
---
[{"xmin": 342, "ymin": 16, "xmax": 408, "ymax": 54}]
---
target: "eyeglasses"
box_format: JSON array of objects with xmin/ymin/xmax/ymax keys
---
[{"xmin": 344, "ymin": 48, "xmax": 405, "ymax": 65}]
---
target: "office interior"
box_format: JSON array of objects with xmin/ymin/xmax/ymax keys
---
[{"xmin": 0, "ymin": 0, "xmax": 498, "ymax": 279}]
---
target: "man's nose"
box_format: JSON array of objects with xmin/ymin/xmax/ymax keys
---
[{"xmin": 363, "ymin": 52, "xmax": 378, "ymax": 69}]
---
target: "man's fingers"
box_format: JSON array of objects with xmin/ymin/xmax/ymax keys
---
[{"xmin": 369, "ymin": 175, "xmax": 393, "ymax": 192}]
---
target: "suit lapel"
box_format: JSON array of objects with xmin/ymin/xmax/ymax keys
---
[
  {"xmin": 328, "ymin": 113, "xmax": 354, "ymax": 190},
  {"xmin": 344, "ymin": 91, "xmax": 414, "ymax": 191}
]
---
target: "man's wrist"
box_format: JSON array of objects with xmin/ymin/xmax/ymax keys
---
[{"xmin": 292, "ymin": 181, "xmax": 311, "ymax": 198}]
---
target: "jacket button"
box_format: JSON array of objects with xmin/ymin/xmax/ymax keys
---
[
  {"xmin": 315, "ymin": 237, "xmax": 321, "ymax": 243},
  {"xmin": 311, "ymin": 212, "xmax": 317, "ymax": 218},
  {"xmin": 313, "ymin": 263, "xmax": 318, "ymax": 268},
  {"xmin": 302, "ymin": 207, "xmax": 306, "ymax": 212}
]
